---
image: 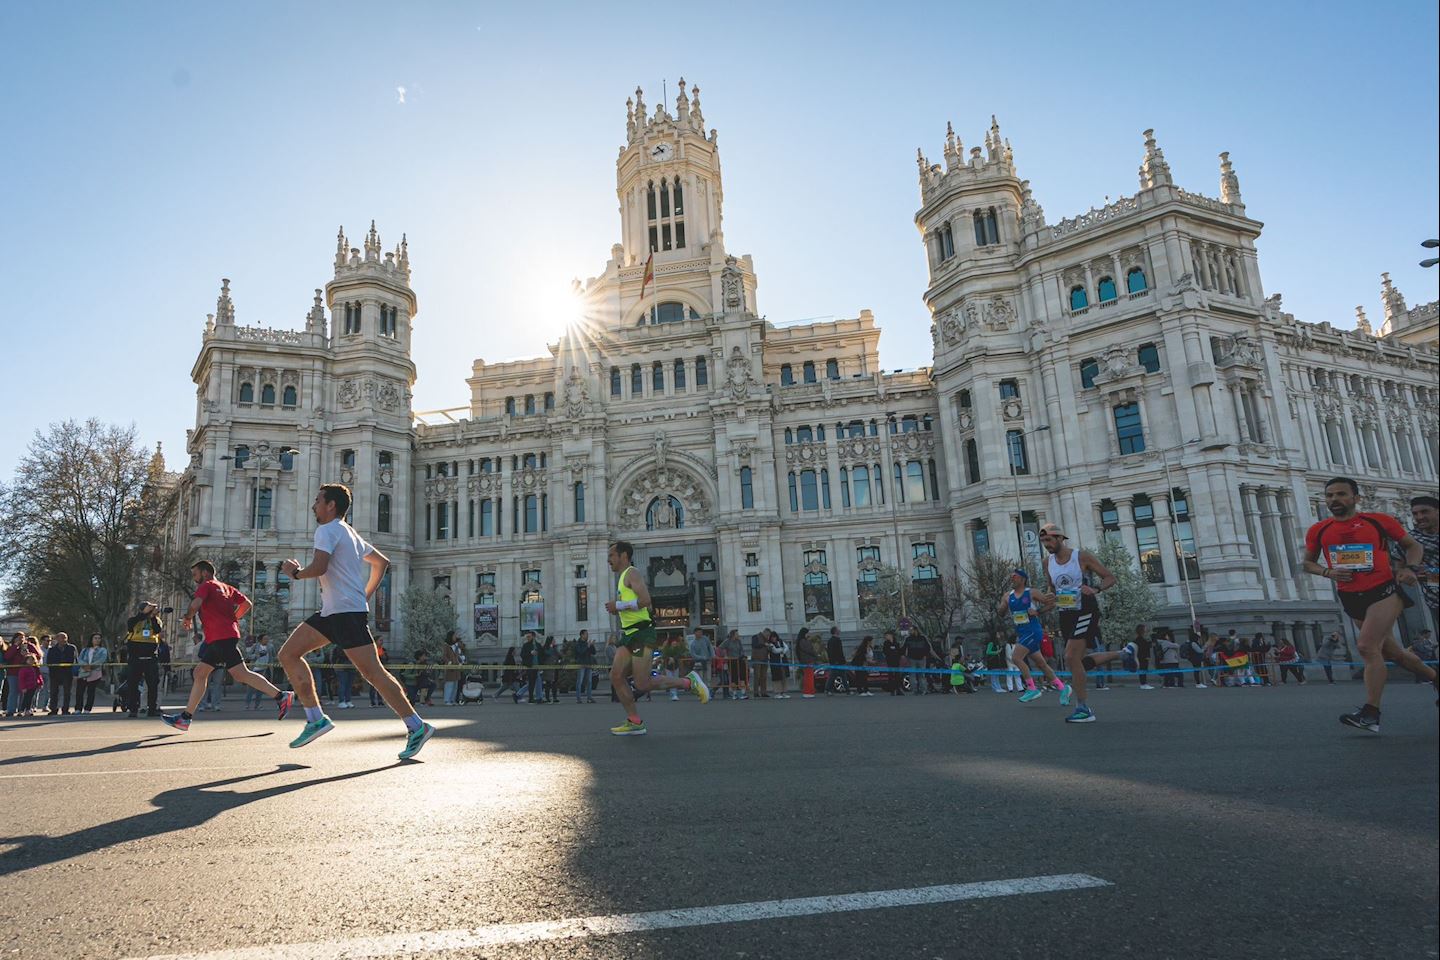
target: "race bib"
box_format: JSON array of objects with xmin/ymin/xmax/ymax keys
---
[
  {"xmin": 1056, "ymin": 589, "xmax": 1080, "ymax": 610},
  {"xmin": 142, "ymin": 629, "xmax": 151, "ymax": 638},
  {"xmin": 1011, "ymin": 611, "xmax": 1031, "ymax": 626},
  {"xmin": 1327, "ymin": 543, "xmax": 1374, "ymax": 572}
]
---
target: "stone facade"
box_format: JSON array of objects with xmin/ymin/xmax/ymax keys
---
[{"xmin": 166, "ymin": 85, "xmax": 1439, "ymax": 657}]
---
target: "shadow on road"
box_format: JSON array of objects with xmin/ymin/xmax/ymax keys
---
[
  {"xmin": 0, "ymin": 761, "xmax": 393, "ymax": 877},
  {"xmin": 0, "ymin": 732, "xmax": 275, "ymax": 769}
]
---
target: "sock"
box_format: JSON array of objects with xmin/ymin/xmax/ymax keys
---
[
  {"xmin": 1054, "ymin": 680, "xmax": 1066, "ymax": 690},
  {"xmin": 681, "ymin": 677, "xmax": 693, "ymax": 690},
  {"xmin": 181, "ymin": 711, "xmax": 192, "ymax": 720},
  {"xmin": 403, "ymin": 713, "xmax": 423, "ymax": 732},
  {"xmin": 627, "ymin": 714, "xmax": 643, "ymax": 725},
  {"xmin": 305, "ymin": 706, "xmax": 324, "ymax": 723},
  {"xmin": 1024, "ymin": 678, "xmax": 1036, "ymax": 690}
]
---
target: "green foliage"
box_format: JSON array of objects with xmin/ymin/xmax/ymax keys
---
[
  {"xmin": 960, "ymin": 551, "xmax": 1022, "ymax": 644},
  {"xmin": 861, "ymin": 565, "xmax": 968, "ymax": 642},
  {"xmin": 1093, "ymin": 538, "xmax": 1159, "ymax": 645},
  {"xmin": 399, "ymin": 582, "xmax": 458, "ymax": 658}
]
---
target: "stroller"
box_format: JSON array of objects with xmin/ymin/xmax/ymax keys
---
[{"xmin": 459, "ymin": 674, "xmax": 486, "ymax": 704}]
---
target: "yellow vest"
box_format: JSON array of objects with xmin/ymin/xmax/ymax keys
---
[{"xmin": 616, "ymin": 565, "xmax": 651, "ymax": 631}]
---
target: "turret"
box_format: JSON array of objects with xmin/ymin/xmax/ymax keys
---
[
  {"xmin": 1380, "ymin": 272, "xmax": 1408, "ymax": 323},
  {"xmin": 1138, "ymin": 128, "xmax": 1173, "ymax": 190},
  {"xmin": 1219, "ymin": 151, "xmax": 1243, "ymax": 207},
  {"xmin": 326, "ymin": 222, "xmax": 417, "ymax": 354}
]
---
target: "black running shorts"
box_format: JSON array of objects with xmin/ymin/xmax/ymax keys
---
[
  {"xmin": 1338, "ymin": 581, "xmax": 1411, "ymax": 622},
  {"xmin": 1059, "ymin": 597, "xmax": 1102, "ymax": 644},
  {"xmin": 198, "ymin": 638, "xmax": 244, "ymax": 670},
  {"xmin": 304, "ymin": 611, "xmax": 377, "ymax": 650}
]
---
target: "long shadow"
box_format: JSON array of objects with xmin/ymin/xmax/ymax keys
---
[
  {"xmin": 0, "ymin": 732, "xmax": 274, "ymax": 769},
  {"xmin": 0, "ymin": 762, "xmax": 394, "ymax": 876}
]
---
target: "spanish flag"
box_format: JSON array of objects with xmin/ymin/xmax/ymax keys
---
[{"xmin": 640, "ymin": 250, "xmax": 655, "ymax": 298}]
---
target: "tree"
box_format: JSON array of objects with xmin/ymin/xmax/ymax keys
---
[
  {"xmin": 960, "ymin": 552, "xmax": 1025, "ymax": 646},
  {"xmin": 1093, "ymin": 538, "xmax": 1159, "ymax": 646},
  {"xmin": 862, "ymin": 565, "xmax": 968, "ymax": 642},
  {"xmin": 0, "ymin": 420, "xmax": 175, "ymax": 640},
  {"xmin": 399, "ymin": 583, "xmax": 457, "ymax": 658}
]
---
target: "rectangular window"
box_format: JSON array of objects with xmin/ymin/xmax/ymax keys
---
[
  {"xmin": 788, "ymin": 472, "xmax": 799, "ymax": 512},
  {"xmin": 377, "ymin": 494, "xmax": 391, "ymax": 533},
  {"xmin": 653, "ymin": 362, "xmax": 665, "ymax": 393},
  {"xmin": 674, "ymin": 360, "xmax": 687, "ymax": 391},
  {"xmin": 573, "ymin": 482, "xmax": 585, "ymax": 523},
  {"xmin": 1114, "ymin": 402, "xmax": 1145, "ymax": 454},
  {"xmin": 522, "ymin": 568, "xmax": 541, "ymax": 585},
  {"xmin": 1100, "ymin": 499, "xmax": 1122, "ymax": 546},
  {"xmin": 1006, "ymin": 430, "xmax": 1029, "ymax": 475},
  {"xmin": 1080, "ymin": 358, "xmax": 1099, "ymax": 389},
  {"xmin": 893, "ymin": 461, "xmax": 905, "ymax": 503},
  {"xmin": 435, "ymin": 501, "xmax": 450, "ymax": 540},
  {"xmin": 912, "ymin": 541, "xmax": 939, "ymax": 581},
  {"xmin": 1171, "ymin": 488, "xmax": 1200, "ymax": 580},
  {"xmin": 852, "ymin": 465, "xmax": 871, "ymax": 507},
  {"xmin": 696, "ymin": 358, "xmax": 708, "ymax": 386},
  {"xmin": 840, "ymin": 469, "xmax": 851, "ymax": 508},
  {"xmin": 524, "ymin": 494, "xmax": 539, "ymax": 533},
  {"xmin": 739, "ymin": 466, "xmax": 754, "ymax": 509},
  {"xmin": 971, "ymin": 521, "xmax": 990, "ymax": 557},
  {"xmin": 610, "ymin": 367, "xmax": 622, "ymax": 397},
  {"xmin": 905, "ymin": 461, "xmax": 926, "ymax": 502},
  {"xmin": 1134, "ymin": 495, "xmax": 1164, "ymax": 583},
  {"xmin": 575, "ymin": 585, "xmax": 589, "ymax": 622},
  {"xmin": 631, "ymin": 364, "xmax": 643, "ymax": 395},
  {"xmin": 746, "ymin": 574, "xmax": 762, "ymax": 613},
  {"xmin": 251, "ymin": 486, "xmax": 272, "ymax": 530},
  {"xmin": 964, "ymin": 439, "xmax": 981, "ymax": 485},
  {"xmin": 820, "ymin": 468, "xmax": 832, "ymax": 509},
  {"xmin": 481, "ymin": 499, "xmax": 495, "ymax": 537},
  {"xmin": 800, "ymin": 470, "xmax": 819, "ymax": 511},
  {"xmin": 1138, "ymin": 343, "xmax": 1161, "ymax": 373},
  {"xmin": 998, "ymin": 379, "xmax": 1019, "ymax": 399}
]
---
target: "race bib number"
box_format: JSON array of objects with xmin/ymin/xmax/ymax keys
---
[
  {"xmin": 1327, "ymin": 544, "xmax": 1374, "ymax": 572},
  {"xmin": 1056, "ymin": 589, "xmax": 1080, "ymax": 610},
  {"xmin": 1011, "ymin": 611, "xmax": 1031, "ymax": 626}
]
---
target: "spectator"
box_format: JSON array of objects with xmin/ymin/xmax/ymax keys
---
[
  {"xmin": 497, "ymin": 646, "xmax": 521, "ymax": 700},
  {"xmin": 122, "ymin": 603, "xmax": 164, "ymax": 717},
  {"xmin": 949, "ymin": 639, "xmax": 975, "ymax": 693},
  {"xmin": 18, "ymin": 650, "xmax": 44, "ymax": 715},
  {"xmin": 1275, "ymin": 636, "xmax": 1305, "ymax": 684},
  {"xmin": 850, "ymin": 636, "xmax": 875, "ymax": 696},
  {"xmin": 795, "ymin": 627, "xmax": 817, "ymax": 699},
  {"xmin": 1315, "ymin": 632, "xmax": 1347, "ymax": 685},
  {"xmin": 407, "ymin": 651, "xmax": 436, "ymax": 706},
  {"xmin": 0, "ymin": 633, "xmax": 12, "ymax": 717},
  {"xmin": 45, "ymin": 632, "xmax": 78, "ymax": 716},
  {"xmin": 1155, "ymin": 628, "xmax": 1183, "ymax": 687},
  {"xmin": 76, "ymin": 634, "xmax": 108, "ymax": 714},
  {"xmin": 826, "ymin": 626, "xmax": 848, "ymax": 696},
  {"xmin": 1183, "ymin": 630, "xmax": 1208, "ymax": 689},
  {"xmin": 34, "ymin": 636, "xmax": 52, "ymax": 713},
  {"xmin": 749, "ymin": 632, "xmax": 769, "ymax": 699},
  {"xmin": 903, "ymin": 630, "xmax": 930, "ymax": 695},
  {"xmin": 768, "ymin": 630, "xmax": 790, "ymax": 698},
  {"xmin": 720, "ymin": 629, "xmax": 745, "ymax": 700},
  {"xmin": 544, "ymin": 636, "xmax": 562, "ymax": 703},
  {"xmin": 246, "ymin": 638, "xmax": 273, "ymax": 709},
  {"xmin": 1403, "ymin": 630, "xmax": 1435, "ymax": 683},
  {"xmin": 1251, "ymin": 633, "xmax": 1274, "ymax": 686},
  {"xmin": 440, "ymin": 631, "xmax": 462, "ymax": 706},
  {"xmin": 882, "ymin": 630, "xmax": 904, "ymax": 696},
  {"xmin": 689, "ymin": 629, "xmax": 713, "ymax": 680},
  {"xmin": 1135, "ymin": 624, "xmax": 1155, "ymax": 690},
  {"xmin": 983, "ymin": 634, "xmax": 1005, "ymax": 693},
  {"xmin": 520, "ymin": 632, "xmax": 541, "ymax": 703},
  {"xmin": 574, "ymin": 630, "xmax": 597, "ymax": 703}
]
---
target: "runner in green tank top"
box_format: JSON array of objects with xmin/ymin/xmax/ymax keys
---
[{"xmin": 605, "ymin": 540, "xmax": 710, "ymax": 735}]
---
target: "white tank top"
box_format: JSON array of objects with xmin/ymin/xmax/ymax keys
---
[{"xmin": 1047, "ymin": 549, "xmax": 1084, "ymax": 592}]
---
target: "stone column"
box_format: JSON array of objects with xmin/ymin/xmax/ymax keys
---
[
  {"xmin": 1117, "ymin": 495, "xmax": 1141, "ymax": 567},
  {"xmin": 1239, "ymin": 484, "xmax": 1274, "ymax": 585},
  {"xmin": 1153, "ymin": 496, "xmax": 1181, "ymax": 586},
  {"xmin": 1257, "ymin": 487, "xmax": 1290, "ymax": 598}
]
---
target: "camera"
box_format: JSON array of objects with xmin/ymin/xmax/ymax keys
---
[{"xmin": 161, "ymin": 607, "xmax": 175, "ymax": 614}]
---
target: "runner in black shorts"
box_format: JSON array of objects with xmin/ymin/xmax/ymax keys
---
[{"xmin": 1303, "ymin": 477, "xmax": 1437, "ymax": 733}]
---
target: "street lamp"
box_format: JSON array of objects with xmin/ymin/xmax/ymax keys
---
[
  {"xmin": 220, "ymin": 446, "xmax": 300, "ymax": 625},
  {"xmin": 1008, "ymin": 424, "xmax": 1050, "ymax": 562},
  {"xmin": 1422, "ymin": 238, "xmax": 1438, "ymax": 269},
  {"xmin": 884, "ymin": 412, "xmax": 909, "ymax": 619},
  {"xmin": 1157, "ymin": 438, "xmax": 1229, "ymax": 629}
]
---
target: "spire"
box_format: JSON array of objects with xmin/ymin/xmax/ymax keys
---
[
  {"xmin": 307, "ymin": 288, "xmax": 326, "ymax": 334},
  {"xmin": 675, "ymin": 77, "xmax": 689, "ymax": 123},
  {"xmin": 1380, "ymin": 272, "xmax": 1407, "ymax": 322},
  {"xmin": 398, "ymin": 233, "xmax": 410, "ymax": 280},
  {"xmin": 688, "ymin": 83, "xmax": 703, "ymax": 127},
  {"xmin": 1218, "ymin": 151, "xmax": 1242, "ymax": 205},
  {"xmin": 943, "ymin": 122, "xmax": 959, "ymax": 169},
  {"xmin": 1138, "ymin": 128, "xmax": 1173, "ymax": 189},
  {"xmin": 1354, "ymin": 306, "xmax": 1373, "ymax": 336},
  {"xmin": 626, "ymin": 96, "xmax": 636, "ymax": 142},
  {"xmin": 335, "ymin": 225, "xmax": 348, "ymax": 269},
  {"xmin": 148, "ymin": 441, "xmax": 166, "ymax": 479},
  {"xmin": 916, "ymin": 147, "xmax": 928, "ymax": 177},
  {"xmin": 1020, "ymin": 179, "xmax": 1046, "ymax": 230},
  {"xmin": 364, "ymin": 220, "xmax": 381, "ymax": 261},
  {"xmin": 215, "ymin": 278, "xmax": 235, "ymax": 326},
  {"xmin": 632, "ymin": 86, "xmax": 646, "ymax": 133},
  {"xmin": 1003, "ymin": 137, "xmax": 1014, "ymax": 166},
  {"xmin": 986, "ymin": 115, "xmax": 1002, "ymax": 161}
]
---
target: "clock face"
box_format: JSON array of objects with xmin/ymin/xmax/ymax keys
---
[{"xmin": 649, "ymin": 142, "xmax": 673, "ymax": 162}]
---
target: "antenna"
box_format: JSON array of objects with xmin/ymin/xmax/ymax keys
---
[{"xmin": 662, "ymin": 78, "xmax": 667, "ymax": 106}]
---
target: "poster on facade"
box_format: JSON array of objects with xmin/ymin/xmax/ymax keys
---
[
  {"xmin": 520, "ymin": 600, "xmax": 545, "ymax": 633},
  {"xmin": 473, "ymin": 604, "xmax": 499, "ymax": 638}
]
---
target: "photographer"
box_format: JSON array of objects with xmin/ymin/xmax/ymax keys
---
[{"xmin": 123, "ymin": 601, "xmax": 167, "ymax": 717}]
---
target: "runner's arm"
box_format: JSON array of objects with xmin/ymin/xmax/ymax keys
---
[
  {"xmin": 363, "ymin": 547, "xmax": 391, "ymax": 599},
  {"xmin": 626, "ymin": 567, "xmax": 653, "ymax": 610},
  {"xmin": 233, "ymin": 596, "xmax": 252, "ymax": 620},
  {"xmin": 1079, "ymin": 551, "xmax": 1118, "ymax": 594},
  {"xmin": 180, "ymin": 595, "xmax": 203, "ymax": 630},
  {"xmin": 1396, "ymin": 535, "xmax": 1423, "ymax": 585},
  {"xmin": 1301, "ymin": 544, "xmax": 1350, "ymax": 582},
  {"xmin": 284, "ymin": 550, "xmax": 331, "ymax": 581}
]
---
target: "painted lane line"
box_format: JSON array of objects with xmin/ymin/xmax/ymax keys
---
[{"xmin": 131, "ymin": 873, "xmax": 1111, "ymax": 960}]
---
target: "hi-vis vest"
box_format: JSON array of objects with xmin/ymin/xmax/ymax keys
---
[
  {"xmin": 126, "ymin": 619, "xmax": 159, "ymax": 644},
  {"xmin": 616, "ymin": 565, "xmax": 651, "ymax": 632}
]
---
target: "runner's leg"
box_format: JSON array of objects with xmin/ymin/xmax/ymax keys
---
[
  {"xmin": 277, "ymin": 622, "xmax": 331, "ymax": 709},
  {"xmin": 344, "ymin": 644, "xmax": 417, "ymax": 719},
  {"xmin": 185, "ymin": 663, "xmax": 215, "ymax": 715},
  {"xmin": 1353, "ymin": 595, "xmax": 1405, "ymax": 709},
  {"xmin": 1065, "ymin": 637, "xmax": 1088, "ymax": 705},
  {"xmin": 1029, "ymin": 650, "xmax": 1062, "ymax": 687},
  {"xmin": 1010, "ymin": 644, "xmax": 1034, "ymax": 687},
  {"xmin": 228, "ymin": 663, "xmax": 281, "ymax": 698},
  {"xmin": 1379, "ymin": 634, "xmax": 1437, "ymax": 684},
  {"xmin": 611, "ymin": 646, "xmax": 638, "ymax": 718}
]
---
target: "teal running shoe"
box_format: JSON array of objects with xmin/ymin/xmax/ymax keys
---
[
  {"xmin": 1018, "ymin": 689, "xmax": 1043, "ymax": 703},
  {"xmin": 289, "ymin": 716, "xmax": 334, "ymax": 749},
  {"xmin": 399, "ymin": 721, "xmax": 436, "ymax": 760},
  {"xmin": 1064, "ymin": 705, "xmax": 1095, "ymax": 723}
]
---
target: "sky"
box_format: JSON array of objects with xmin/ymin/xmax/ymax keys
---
[{"xmin": 1, "ymin": 0, "xmax": 1436, "ymax": 477}]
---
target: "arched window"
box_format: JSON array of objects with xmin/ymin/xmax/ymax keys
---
[
  {"xmin": 260, "ymin": 384, "xmax": 276, "ymax": 405},
  {"xmin": 1126, "ymin": 267, "xmax": 1148, "ymax": 293},
  {"xmin": 649, "ymin": 301, "xmax": 695, "ymax": 324},
  {"xmin": 739, "ymin": 467, "xmax": 754, "ymax": 509},
  {"xmin": 610, "ymin": 366, "xmax": 622, "ymax": 397},
  {"xmin": 784, "ymin": 428, "xmax": 794, "ymax": 445},
  {"xmin": 544, "ymin": 392, "xmax": 554, "ymax": 412},
  {"xmin": 377, "ymin": 493, "xmax": 391, "ymax": 533},
  {"xmin": 282, "ymin": 385, "xmax": 297, "ymax": 407},
  {"xmin": 573, "ymin": 481, "xmax": 585, "ymax": 523},
  {"xmin": 1006, "ymin": 431, "xmax": 1029, "ymax": 475},
  {"xmin": 523, "ymin": 494, "xmax": 539, "ymax": 533},
  {"xmin": 524, "ymin": 394, "xmax": 536, "ymax": 415},
  {"xmin": 631, "ymin": 364, "xmax": 643, "ymax": 395},
  {"xmin": 1080, "ymin": 357, "xmax": 1100, "ymax": 388},
  {"xmin": 673, "ymin": 359, "xmax": 687, "ymax": 391},
  {"xmin": 937, "ymin": 223, "xmax": 955, "ymax": 260},
  {"xmin": 788, "ymin": 471, "xmax": 798, "ymax": 512},
  {"xmin": 652, "ymin": 361, "xmax": 665, "ymax": 392},
  {"xmin": 780, "ymin": 364, "xmax": 794, "ymax": 386},
  {"xmin": 695, "ymin": 356, "xmax": 708, "ymax": 386},
  {"xmin": 825, "ymin": 358, "xmax": 840, "ymax": 380},
  {"xmin": 974, "ymin": 207, "xmax": 999, "ymax": 245},
  {"xmin": 238, "ymin": 382, "xmax": 254, "ymax": 404},
  {"xmin": 964, "ymin": 438, "xmax": 980, "ymax": 484},
  {"xmin": 1138, "ymin": 343, "xmax": 1161, "ymax": 373},
  {"xmin": 1097, "ymin": 276, "xmax": 1118, "ymax": 302},
  {"xmin": 504, "ymin": 397, "xmax": 516, "ymax": 416},
  {"xmin": 852, "ymin": 465, "xmax": 871, "ymax": 507},
  {"xmin": 233, "ymin": 445, "xmax": 250, "ymax": 468},
  {"xmin": 817, "ymin": 425, "xmax": 827, "ymax": 441},
  {"xmin": 797, "ymin": 426, "xmax": 813, "ymax": 443},
  {"xmin": 802, "ymin": 361, "xmax": 817, "ymax": 384},
  {"xmin": 1070, "ymin": 286, "xmax": 1089, "ymax": 311},
  {"xmin": 905, "ymin": 461, "xmax": 926, "ymax": 501},
  {"xmin": 522, "ymin": 453, "xmax": 537, "ymax": 470},
  {"xmin": 645, "ymin": 495, "xmax": 685, "ymax": 530},
  {"xmin": 958, "ymin": 389, "xmax": 971, "ymax": 409}
]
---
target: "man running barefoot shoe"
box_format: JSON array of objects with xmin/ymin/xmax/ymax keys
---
[
  {"xmin": 278, "ymin": 483, "xmax": 435, "ymax": 760},
  {"xmin": 1035, "ymin": 524, "xmax": 1135, "ymax": 723},
  {"xmin": 1303, "ymin": 477, "xmax": 1438, "ymax": 733},
  {"xmin": 998, "ymin": 569, "xmax": 1067, "ymax": 704},
  {"xmin": 605, "ymin": 540, "xmax": 709, "ymax": 735},
  {"xmin": 163, "ymin": 561, "xmax": 294, "ymax": 732}
]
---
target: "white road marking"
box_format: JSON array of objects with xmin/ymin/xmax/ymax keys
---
[
  {"xmin": 0, "ymin": 766, "xmax": 259, "ymax": 780},
  {"xmin": 130, "ymin": 873, "xmax": 1111, "ymax": 960}
]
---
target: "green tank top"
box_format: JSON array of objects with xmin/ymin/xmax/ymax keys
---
[{"xmin": 616, "ymin": 565, "xmax": 651, "ymax": 631}]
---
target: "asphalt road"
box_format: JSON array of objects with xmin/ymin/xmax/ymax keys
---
[{"xmin": 1, "ymin": 680, "xmax": 1436, "ymax": 960}]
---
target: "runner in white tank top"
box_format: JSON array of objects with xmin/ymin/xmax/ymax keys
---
[{"xmin": 1036, "ymin": 522, "xmax": 1136, "ymax": 723}]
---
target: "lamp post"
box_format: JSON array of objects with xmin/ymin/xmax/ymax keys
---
[
  {"xmin": 1008, "ymin": 424, "xmax": 1050, "ymax": 564},
  {"xmin": 1158, "ymin": 438, "xmax": 1229, "ymax": 629},
  {"xmin": 220, "ymin": 446, "xmax": 300, "ymax": 629},
  {"xmin": 885, "ymin": 412, "xmax": 909, "ymax": 619},
  {"xmin": 1421, "ymin": 238, "xmax": 1438, "ymax": 269}
]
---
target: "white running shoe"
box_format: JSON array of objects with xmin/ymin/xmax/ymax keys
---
[{"xmin": 1139, "ymin": 684, "xmax": 1155, "ymax": 690}]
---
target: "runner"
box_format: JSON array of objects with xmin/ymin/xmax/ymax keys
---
[
  {"xmin": 276, "ymin": 483, "xmax": 436, "ymax": 759},
  {"xmin": 1035, "ymin": 523, "xmax": 1136, "ymax": 723},
  {"xmin": 1409, "ymin": 495, "xmax": 1439, "ymax": 632},
  {"xmin": 997, "ymin": 569, "xmax": 1067, "ymax": 703},
  {"xmin": 1302, "ymin": 477, "xmax": 1437, "ymax": 733},
  {"xmin": 604, "ymin": 540, "xmax": 709, "ymax": 735},
  {"xmin": 162, "ymin": 562, "xmax": 293, "ymax": 732}
]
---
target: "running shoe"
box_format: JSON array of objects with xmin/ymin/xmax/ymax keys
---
[
  {"xmin": 289, "ymin": 716, "xmax": 335, "ymax": 748},
  {"xmin": 1120, "ymin": 643, "xmax": 1139, "ymax": 673},
  {"xmin": 1339, "ymin": 707, "xmax": 1380, "ymax": 734},
  {"xmin": 688, "ymin": 670, "xmax": 712, "ymax": 702},
  {"xmin": 276, "ymin": 691, "xmax": 295, "ymax": 721},
  {"xmin": 398, "ymin": 721, "xmax": 437, "ymax": 760},
  {"xmin": 161, "ymin": 713, "xmax": 190, "ymax": 732},
  {"xmin": 610, "ymin": 719, "xmax": 648, "ymax": 736},
  {"xmin": 1059, "ymin": 683, "xmax": 1072, "ymax": 706},
  {"xmin": 1018, "ymin": 689, "xmax": 1043, "ymax": 703},
  {"xmin": 1065, "ymin": 705, "xmax": 1095, "ymax": 723}
]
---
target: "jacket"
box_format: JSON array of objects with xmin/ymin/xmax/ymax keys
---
[
  {"xmin": 689, "ymin": 634, "xmax": 714, "ymax": 661},
  {"xmin": 826, "ymin": 635, "xmax": 845, "ymax": 664}
]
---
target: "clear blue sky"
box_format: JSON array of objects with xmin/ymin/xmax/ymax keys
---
[{"xmin": 1, "ymin": 1, "xmax": 1436, "ymax": 476}]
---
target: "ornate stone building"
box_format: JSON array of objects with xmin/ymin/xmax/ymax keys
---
[{"xmin": 167, "ymin": 83, "xmax": 1438, "ymax": 654}]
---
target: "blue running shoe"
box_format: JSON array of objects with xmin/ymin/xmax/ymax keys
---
[
  {"xmin": 161, "ymin": 713, "xmax": 190, "ymax": 732},
  {"xmin": 289, "ymin": 716, "xmax": 334, "ymax": 749},
  {"xmin": 399, "ymin": 721, "xmax": 436, "ymax": 760},
  {"xmin": 275, "ymin": 691, "xmax": 295, "ymax": 721},
  {"xmin": 1018, "ymin": 689, "xmax": 1042, "ymax": 703},
  {"xmin": 1065, "ymin": 705, "xmax": 1095, "ymax": 723}
]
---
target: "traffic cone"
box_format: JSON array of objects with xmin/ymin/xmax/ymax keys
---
[{"xmin": 802, "ymin": 666, "xmax": 815, "ymax": 696}]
